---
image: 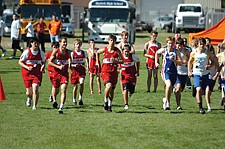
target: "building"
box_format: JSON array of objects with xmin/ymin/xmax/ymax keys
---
[
  {"xmin": 63, "ymin": 0, "xmax": 223, "ymax": 28},
  {"xmin": 62, "ymin": 0, "xmax": 90, "ymax": 28},
  {"xmin": 136, "ymin": 0, "xmax": 222, "ymax": 23}
]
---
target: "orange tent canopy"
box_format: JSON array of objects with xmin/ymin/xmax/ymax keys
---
[{"xmin": 189, "ymin": 18, "xmax": 225, "ymax": 46}]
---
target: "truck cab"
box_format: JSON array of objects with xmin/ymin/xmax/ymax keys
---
[{"xmin": 174, "ymin": 4, "xmax": 205, "ymax": 33}]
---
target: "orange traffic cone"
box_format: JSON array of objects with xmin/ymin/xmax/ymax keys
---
[{"xmin": 0, "ymin": 76, "xmax": 6, "ymax": 101}]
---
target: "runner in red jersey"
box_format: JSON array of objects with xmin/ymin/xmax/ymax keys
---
[
  {"xmin": 70, "ymin": 39, "xmax": 89, "ymax": 106},
  {"xmin": 117, "ymin": 31, "xmax": 135, "ymax": 53},
  {"xmin": 44, "ymin": 42, "xmax": 59, "ymax": 102},
  {"xmin": 117, "ymin": 31, "xmax": 135, "ymax": 94},
  {"xmin": 48, "ymin": 37, "xmax": 70, "ymax": 114},
  {"xmin": 96, "ymin": 35, "xmax": 124, "ymax": 112},
  {"xmin": 18, "ymin": 38, "xmax": 45, "ymax": 110},
  {"xmin": 144, "ymin": 30, "xmax": 161, "ymax": 93},
  {"xmin": 120, "ymin": 45, "xmax": 140, "ymax": 109},
  {"xmin": 87, "ymin": 39, "xmax": 101, "ymax": 95}
]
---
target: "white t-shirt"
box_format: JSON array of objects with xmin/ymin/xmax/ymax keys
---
[
  {"xmin": 11, "ymin": 19, "xmax": 21, "ymax": 40},
  {"xmin": 0, "ymin": 20, "xmax": 5, "ymax": 36},
  {"xmin": 20, "ymin": 49, "xmax": 45, "ymax": 62},
  {"xmin": 25, "ymin": 22, "xmax": 34, "ymax": 37}
]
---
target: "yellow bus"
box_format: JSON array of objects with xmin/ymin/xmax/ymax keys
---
[{"xmin": 18, "ymin": 0, "xmax": 62, "ymax": 40}]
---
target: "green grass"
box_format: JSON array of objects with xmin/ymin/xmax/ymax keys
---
[{"xmin": 0, "ymin": 31, "xmax": 225, "ymax": 149}]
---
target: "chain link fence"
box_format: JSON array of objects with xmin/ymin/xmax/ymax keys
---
[{"xmin": 205, "ymin": 8, "xmax": 225, "ymax": 29}]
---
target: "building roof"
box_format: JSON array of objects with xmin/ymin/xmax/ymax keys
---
[{"xmin": 62, "ymin": 0, "xmax": 90, "ymax": 7}]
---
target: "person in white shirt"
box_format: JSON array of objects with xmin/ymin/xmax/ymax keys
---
[
  {"xmin": 25, "ymin": 17, "xmax": 34, "ymax": 48},
  {"xmin": 10, "ymin": 14, "xmax": 23, "ymax": 59},
  {"xmin": 0, "ymin": 18, "xmax": 6, "ymax": 57}
]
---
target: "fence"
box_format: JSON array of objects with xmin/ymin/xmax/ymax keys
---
[{"xmin": 205, "ymin": 8, "xmax": 225, "ymax": 29}]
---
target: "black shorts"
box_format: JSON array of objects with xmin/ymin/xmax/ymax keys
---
[
  {"xmin": 123, "ymin": 83, "xmax": 135, "ymax": 94},
  {"xmin": 12, "ymin": 40, "xmax": 20, "ymax": 49}
]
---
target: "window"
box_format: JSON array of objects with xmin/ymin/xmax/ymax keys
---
[{"xmin": 90, "ymin": 8, "xmax": 129, "ymax": 22}]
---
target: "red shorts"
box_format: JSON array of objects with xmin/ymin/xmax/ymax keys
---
[
  {"xmin": 48, "ymin": 71, "xmax": 54, "ymax": 78},
  {"xmin": 48, "ymin": 71, "xmax": 55, "ymax": 85},
  {"xmin": 89, "ymin": 65, "xmax": 101, "ymax": 75},
  {"xmin": 121, "ymin": 74, "xmax": 136, "ymax": 85},
  {"xmin": 23, "ymin": 74, "xmax": 42, "ymax": 88},
  {"xmin": 71, "ymin": 67, "xmax": 86, "ymax": 84},
  {"xmin": 146, "ymin": 62, "xmax": 157, "ymax": 69},
  {"xmin": 52, "ymin": 73, "xmax": 69, "ymax": 88},
  {"xmin": 101, "ymin": 71, "xmax": 118, "ymax": 88}
]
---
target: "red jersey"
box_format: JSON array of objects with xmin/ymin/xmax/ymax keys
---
[
  {"xmin": 71, "ymin": 50, "xmax": 86, "ymax": 66},
  {"xmin": 22, "ymin": 48, "xmax": 42, "ymax": 79},
  {"xmin": 120, "ymin": 53, "xmax": 137, "ymax": 84},
  {"xmin": 89, "ymin": 48, "xmax": 101, "ymax": 74},
  {"xmin": 45, "ymin": 51, "xmax": 54, "ymax": 78},
  {"xmin": 71, "ymin": 50, "xmax": 86, "ymax": 73},
  {"xmin": 37, "ymin": 22, "xmax": 46, "ymax": 34},
  {"xmin": 102, "ymin": 47, "xmax": 119, "ymax": 73},
  {"xmin": 70, "ymin": 50, "xmax": 87, "ymax": 84},
  {"xmin": 147, "ymin": 41, "xmax": 160, "ymax": 69},
  {"xmin": 53, "ymin": 48, "xmax": 70, "ymax": 76}
]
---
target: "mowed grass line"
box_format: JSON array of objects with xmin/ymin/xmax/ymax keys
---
[{"xmin": 1, "ymin": 41, "xmax": 225, "ymax": 148}]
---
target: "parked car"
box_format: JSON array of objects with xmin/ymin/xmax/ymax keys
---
[
  {"xmin": 152, "ymin": 16, "xmax": 174, "ymax": 32},
  {"xmin": 61, "ymin": 17, "xmax": 75, "ymax": 37},
  {"xmin": 135, "ymin": 21, "xmax": 153, "ymax": 33},
  {"xmin": 1, "ymin": 13, "xmax": 13, "ymax": 37}
]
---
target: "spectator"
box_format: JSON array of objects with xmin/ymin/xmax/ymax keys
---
[
  {"xmin": 25, "ymin": 17, "xmax": 34, "ymax": 48},
  {"xmin": 10, "ymin": 14, "xmax": 23, "ymax": 59},
  {"xmin": 48, "ymin": 14, "xmax": 62, "ymax": 43},
  {"xmin": 144, "ymin": 30, "xmax": 161, "ymax": 93},
  {"xmin": 0, "ymin": 18, "xmax": 6, "ymax": 58},
  {"xmin": 33, "ymin": 16, "xmax": 47, "ymax": 52},
  {"xmin": 87, "ymin": 39, "xmax": 102, "ymax": 95}
]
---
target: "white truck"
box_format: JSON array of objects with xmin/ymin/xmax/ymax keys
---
[
  {"xmin": 173, "ymin": 3, "xmax": 205, "ymax": 33},
  {"xmin": 61, "ymin": 2, "xmax": 75, "ymax": 37}
]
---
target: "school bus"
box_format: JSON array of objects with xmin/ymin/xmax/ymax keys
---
[
  {"xmin": 86, "ymin": 0, "xmax": 136, "ymax": 43},
  {"xmin": 18, "ymin": 0, "xmax": 62, "ymax": 40}
]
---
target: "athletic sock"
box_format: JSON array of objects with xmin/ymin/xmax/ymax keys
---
[
  {"xmin": 60, "ymin": 104, "xmax": 64, "ymax": 109},
  {"xmin": 104, "ymin": 96, "xmax": 108, "ymax": 103},
  {"xmin": 166, "ymin": 102, "xmax": 170, "ymax": 107},
  {"xmin": 198, "ymin": 102, "xmax": 203, "ymax": 109},
  {"xmin": 79, "ymin": 95, "xmax": 82, "ymax": 101},
  {"xmin": 108, "ymin": 100, "xmax": 112, "ymax": 107},
  {"xmin": 207, "ymin": 103, "xmax": 211, "ymax": 109}
]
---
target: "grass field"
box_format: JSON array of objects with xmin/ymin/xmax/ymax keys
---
[{"xmin": 0, "ymin": 31, "xmax": 225, "ymax": 149}]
